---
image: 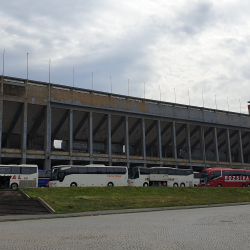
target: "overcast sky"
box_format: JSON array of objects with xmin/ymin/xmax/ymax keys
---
[{"xmin": 1, "ymin": 0, "xmax": 250, "ymax": 113}]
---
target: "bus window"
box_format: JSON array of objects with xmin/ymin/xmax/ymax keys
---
[
  {"xmin": 140, "ymin": 168, "xmax": 151, "ymax": 175},
  {"xmin": 88, "ymin": 167, "xmax": 97, "ymax": 174},
  {"xmin": 194, "ymin": 172, "xmax": 200, "ymax": 178},
  {"xmin": 0, "ymin": 167, "xmax": 11, "ymax": 174},
  {"xmin": 239, "ymin": 171, "xmax": 245, "ymax": 176},
  {"xmin": 107, "ymin": 168, "xmax": 114, "ymax": 174},
  {"xmin": 114, "ymin": 168, "xmax": 126, "ymax": 174},
  {"xmin": 210, "ymin": 171, "xmax": 221, "ymax": 180},
  {"xmin": 21, "ymin": 167, "xmax": 37, "ymax": 175},
  {"xmin": 222, "ymin": 170, "xmax": 231, "ymax": 176},
  {"xmin": 186, "ymin": 170, "xmax": 193, "ymax": 175},
  {"xmin": 231, "ymin": 171, "xmax": 239, "ymax": 176},
  {"xmin": 11, "ymin": 167, "xmax": 21, "ymax": 174},
  {"xmin": 97, "ymin": 167, "xmax": 107, "ymax": 174},
  {"xmin": 167, "ymin": 169, "xmax": 176, "ymax": 175},
  {"xmin": 78, "ymin": 167, "xmax": 88, "ymax": 174},
  {"xmin": 176, "ymin": 170, "xmax": 185, "ymax": 175}
]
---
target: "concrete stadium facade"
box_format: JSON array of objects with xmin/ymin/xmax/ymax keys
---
[{"xmin": 1, "ymin": 75, "xmax": 250, "ymax": 172}]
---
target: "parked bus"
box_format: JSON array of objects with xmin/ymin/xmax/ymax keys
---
[
  {"xmin": 199, "ymin": 168, "xmax": 250, "ymax": 187},
  {"xmin": 49, "ymin": 164, "xmax": 128, "ymax": 187},
  {"xmin": 38, "ymin": 169, "xmax": 51, "ymax": 187},
  {"xmin": 128, "ymin": 166, "xmax": 194, "ymax": 187},
  {"xmin": 193, "ymin": 172, "xmax": 200, "ymax": 187},
  {"xmin": 0, "ymin": 164, "xmax": 38, "ymax": 189}
]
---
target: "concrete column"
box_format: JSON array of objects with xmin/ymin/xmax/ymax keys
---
[
  {"xmin": 124, "ymin": 116, "xmax": 129, "ymax": 159},
  {"xmin": 157, "ymin": 120, "xmax": 162, "ymax": 161},
  {"xmin": 226, "ymin": 129, "xmax": 232, "ymax": 165},
  {"xmin": 200, "ymin": 125, "xmax": 206, "ymax": 164},
  {"xmin": 213, "ymin": 127, "xmax": 219, "ymax": 164},
  {"xmin": 141, "ymin": 118, "xmax": 146, "ymax": 163},
  {"xmin": 88, "ymin": 112, "xmax": 93, "ymax": 163},
  {"xmin": 44, "ymin": 104, "xmax": 51, "ymax": 170},
  {"xmin": 0, "ymin": 100, "xmax": 3, "ymax": 164},
  {"xmin": 238, "ymin": 130, "xmax": 244, "ymax": 165},
  {"xmin": 186, "ymin": 124, "xmax": 192, "ymax": 162},
  {"xmin": 69, "ymin": 109, "xmax": 73, "ymax": 165},
  {"xmin": 21, "ymin": 102, "xmax": 28, "ymax": 164},
  {"xmin": 107, "ymin": 114, "xmax": 112, "ymax": 162},
  {"xmin": 172, "ymin": 122, "xmax": 177, "ymax": 162}
]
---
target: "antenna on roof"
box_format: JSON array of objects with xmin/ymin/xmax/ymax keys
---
[
  {"xmin": 1, "ymin": 49, "xmax": 5, "ymax": 95},
  {"xmin": 92, "ymin": 72, "xmax": 93, "ymax": 90},
  {"xmin": 49, "ymin": 59, "xmax": 51, "ymax": 101},
  {"xmin": 128, "ymin": 79, "xmax": 129, "ymax": 96},
  {"xmin": 110, "ymin": 76, "xmax": 112, "ymax": 94}
]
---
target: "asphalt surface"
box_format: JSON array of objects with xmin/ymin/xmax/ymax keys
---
[{"xmin": 1, "ymin": 203, "xmax": 250, "ymax": 249}]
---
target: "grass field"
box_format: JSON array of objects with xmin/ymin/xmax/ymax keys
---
[{"xmin": 22, "ymin": 187, "xmax": 250, "ymax": 214}]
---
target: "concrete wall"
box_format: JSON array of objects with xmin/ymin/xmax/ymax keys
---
[{"xmin": 1, "ymin": 75, "xmax": 250, "ymax": 171}]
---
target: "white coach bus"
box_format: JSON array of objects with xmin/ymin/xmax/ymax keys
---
[
  {"xmin": 49, "ymin": 164, "xmax": 128, "ymax": 187},
  {"xmin": 0, "ymin": 164, "xmax": 38, "ymax": 189},
  {"xmin": 128, "ymin": 166, "xmax": 194, "ymax": 187}
]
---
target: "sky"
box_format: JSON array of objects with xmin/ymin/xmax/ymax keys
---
[{"xmin": 1, "ymin": 0, "xmax": 250, "ymax": 113}]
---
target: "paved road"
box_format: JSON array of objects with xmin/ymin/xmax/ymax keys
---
[{"xmin": 0, "ymin": 205, "xmax": 250, "ymax": 250}]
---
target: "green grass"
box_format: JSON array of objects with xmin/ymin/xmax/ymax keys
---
[{"xmin": 22, "ymin": 187, "xmax": 250, "ymax": 214}]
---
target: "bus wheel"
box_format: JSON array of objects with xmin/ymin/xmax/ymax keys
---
[
  {"xmin": 143, "ymin": 182, "xmax": 148, "ymax": 187},
  {"xmin": 173, "ymin": 183, "xmax": 178, "ymax": 187},
  {"xmin": 107, "ymin": 182, "xmax": 114, "ymax": 186},
  {"xmin": 11, "ymin": 183, "xmax": 18, "ymax": 189},
  {"xmin": 248, "ymin": 184, "xmax": 250, "ymax": 187},
  {"xmin": 242, "ymin": 184, "xmax": 246, "ymax": 187},
  {"xmin": 70, "ymin": 182, "xmax": 77, "ymax": 187},
  {"xmin": 180, "ymin": 183, "xmax": 185, "ymax": 187},
  {"xmin": 218, "ymin": 184, "xmax": 222, "ymax": 187}
]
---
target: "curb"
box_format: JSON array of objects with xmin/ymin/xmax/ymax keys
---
[{"xmin": 0, "ymin": 202, "xmax": 250, "ymax": 222}]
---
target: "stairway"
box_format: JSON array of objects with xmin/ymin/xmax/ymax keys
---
[{"xmin": 0, "ymin": 190, "xmax": 51, "ymax": 215}]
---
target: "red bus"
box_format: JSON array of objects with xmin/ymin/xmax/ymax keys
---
[{"xmin": 198, "ymin": 168, "xmax": 250, "ymax": 187}]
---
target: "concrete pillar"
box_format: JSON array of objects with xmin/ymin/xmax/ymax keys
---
[
  {"xmin": 21, "ymin": 102, "xmax": 27, "ymax": 164},
  {"xmin": 186, "ymin": 124, "xmax": 192, "ymax": 162},
  {"xmin": 88, "ymin": 112, "xmax": 93, "ymax": 163},
  {"xmin": 238, "ymin": 130, "xmax": 244, "ymax": 165},
  {"xmin": 107, "ymin": 114, "xmax": 112, "ymax": 163},
  {"xmin": 69, "ymin": 109, "xmax": 73, "ymax": 165},
  {"xmin": 226, "ymin": 129, "xmax": 232, "ymax": 165},
  {"xmin": 157, "ymin": 120, "xmax": 162, "ymax": 161},
  {"xmin": 0, "ymin": 100, "xmax": 3, "ymax": 163},
  {"xmin": 200, "ymin": 125, "xmax": 206, "ymax": 164},
  {"xmin": 124, "ymin": 116, "xmax": 129, "ymax": 159},
  {"xmin": 44, "ymin": 104, "xmax": 51, "ymax": 170},
  {"xmin": 172, "ymin": 122, "xmax": 177, "ymax": 162},
  {"xmin": 213, "ymin": 127, "xmax": 219, "ymax": 164},
  {"xmin": 141, "ymin": 118, "xmax": 146, "ymax": 160}
]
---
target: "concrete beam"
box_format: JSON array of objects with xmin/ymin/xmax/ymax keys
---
[
  {"xmin": 93, "ymin": 114, "xmax": 108, "ymax": 138},
  {"xmin": 218, "ymin": 130, "xmax": 238, "ymax": 150},
  {"xmin": 73, "ymin": 113, "xmax": 88, "ymax": 140},
  {"xmin": 51, "ymin": 110, "xmax": 68, "ymax": 141},
  {"xmin": 2, "ymin": 103, "xmax": 23, "ymax": 147},
  {"xmin": 191, "ymin": 127, "xmax": 213, "ymax": 151},
  {"xmin": 44, "ymin": 104, "xmax": 51, "ymax": 170},
  {"xmin": 28, "ymin": 106, "xmax": 46, "ymax": 141},
  {"xmin": 21, "ymin": 102, "xmax": 28, "ymax": 164}
]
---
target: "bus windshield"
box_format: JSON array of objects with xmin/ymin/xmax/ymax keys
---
[
  {"xmin": 200, "ymin": 172, "xmax": 209, "ymax": 183},
  {"xmin": 50, "ymin": 168, "xmax": 59, "ymax": 181}
]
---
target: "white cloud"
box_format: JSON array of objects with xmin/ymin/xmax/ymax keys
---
[{"xmin": 1, "ymin": 0, "xmax": 250, "ymax": 113}]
